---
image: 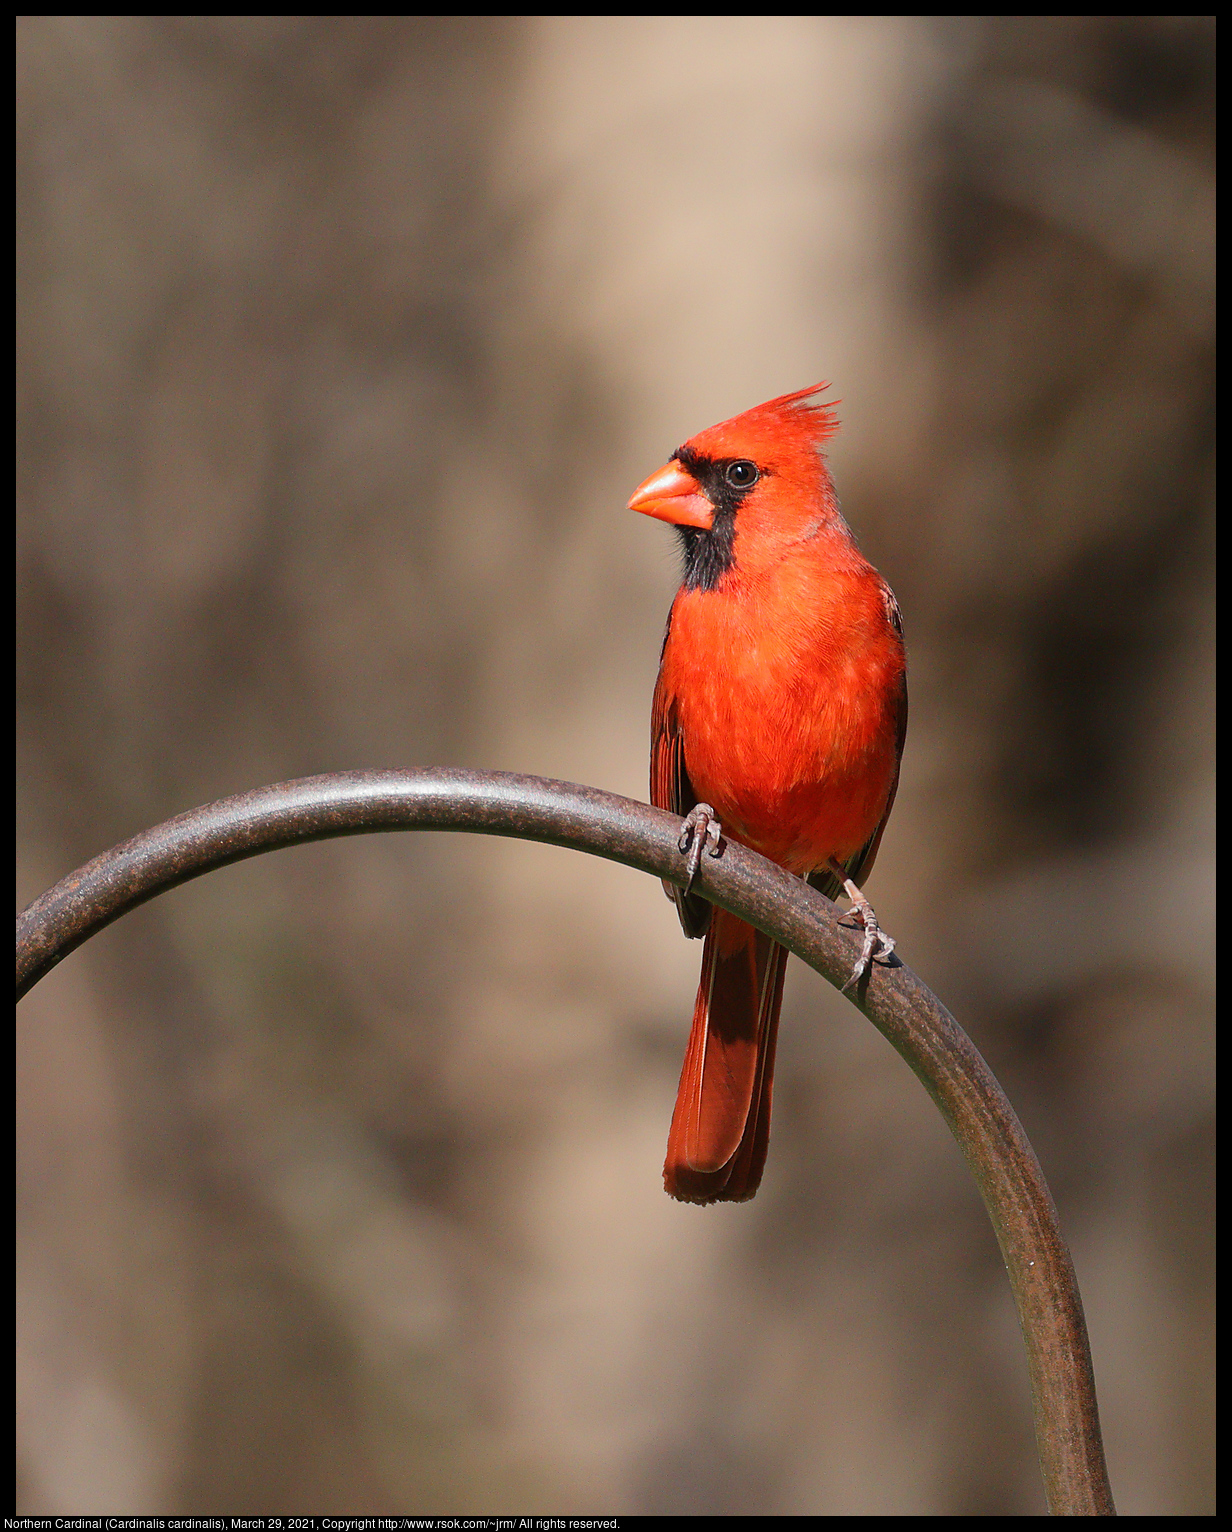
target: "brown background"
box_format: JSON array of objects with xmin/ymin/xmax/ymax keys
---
[{"xmin": 17, "ymin": 17, "xmax": 1214, "ymax": 1515}]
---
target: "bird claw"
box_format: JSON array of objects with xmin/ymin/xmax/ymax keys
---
[
  {"xmin": 678, "ymin": 803, "xmax": 723, "ymax": 894},
  {"xmin": 831, "ymin": 866, "xmax": 897, "ymax": 992}
]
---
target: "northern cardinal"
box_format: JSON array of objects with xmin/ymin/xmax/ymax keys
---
[{"xmin": 629, "ymin": 385, "xmax": 907, "ymax": 1204}]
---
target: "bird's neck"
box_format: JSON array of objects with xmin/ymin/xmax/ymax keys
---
[{"xmin": 728, "ymin": 507, "xmax": 866, "ymax": 585}]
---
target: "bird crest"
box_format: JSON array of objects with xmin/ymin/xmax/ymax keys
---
[{"xmin": 681, "ymin": 383, "xmax": 840, "ymax": 473}]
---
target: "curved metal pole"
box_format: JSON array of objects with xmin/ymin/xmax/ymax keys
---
[{"xmin": 15, "ymin": 768, "xmax": 1114, "ymax": 1514}]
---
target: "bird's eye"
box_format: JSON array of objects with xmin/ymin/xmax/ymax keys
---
[{"xmin": 725, "ymin": 460, "xmax": 759, "ymax": 489}]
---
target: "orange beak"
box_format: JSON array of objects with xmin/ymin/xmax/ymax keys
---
[{"xmin": 627, "ymin": 460, "xmax": 713, "ymax": 530}]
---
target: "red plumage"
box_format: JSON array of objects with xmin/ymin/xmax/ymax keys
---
[{"xmin": 631, "ymin": 385, "xmax": 907, "ymax": 1203}]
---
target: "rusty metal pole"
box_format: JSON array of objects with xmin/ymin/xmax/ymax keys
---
[{"xmin": 15, "ymin": 768, "xmax": 1114, "ymax": 1514}]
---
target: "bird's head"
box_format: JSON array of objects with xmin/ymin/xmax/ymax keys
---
[{"xmin": 628, "ymin": 384, "xmax": 846, "ymax": 590}]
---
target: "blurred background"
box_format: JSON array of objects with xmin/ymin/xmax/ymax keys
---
[{"xmin": 16, "ymin": 16, "xmax": 1214, "ymax": 1515}]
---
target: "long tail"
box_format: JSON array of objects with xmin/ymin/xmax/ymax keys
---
[{"xmin": 664, "ymin": 909, "xmax": 788, "ymax": 1204}]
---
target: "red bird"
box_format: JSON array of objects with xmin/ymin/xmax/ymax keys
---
[{"xmin": 629, "ymin": 385, "xmax": 907, "ymax": 1204}]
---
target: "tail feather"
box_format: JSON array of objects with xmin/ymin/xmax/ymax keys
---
[{"xmin": 664, "ymin": 909, "xmax": 788, "ymax": 1204}]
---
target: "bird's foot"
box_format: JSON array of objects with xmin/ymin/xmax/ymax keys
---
[
  {"xmin": 828, "ymin": 860, "xmax": 897, "ymax": 991},
  {"xmin": 678, "ymin": 803, "xmax": 723, "ymax": 894}
]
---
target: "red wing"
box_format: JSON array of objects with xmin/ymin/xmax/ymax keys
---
[
  {"xmin": 810, "ymin": 594, "xmax": 908, "ymax": 898},
  {"xmin": 848, "ymin": 657, "xmax": 908, "ymax": 887},
  {"xmin": 651, "ymin": 672, "xmax": 712, "ymax": 940}
]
